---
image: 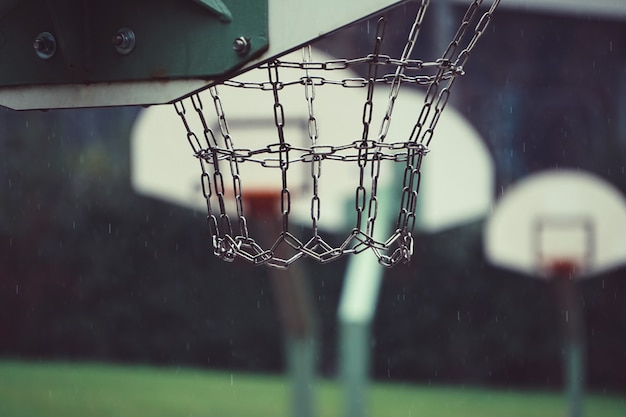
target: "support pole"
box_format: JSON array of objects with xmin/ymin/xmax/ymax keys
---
[
  {"xmin": 555, "ymin": 275, "xmax": 585, "ymax": 417},
  {"xmin": 270, "ymin": 266, "xmax": 317, "ymax": 417},
  {"xmin": 256, "ymin": 210, "xmax": 318, "ymax": 417},
  {"xmin": 338, "ymin": 181, "xmax": 394, "ymax": 417},
  {"xmin": 338, "ymin": 251, "xmax": 384, "ymax": 417}
]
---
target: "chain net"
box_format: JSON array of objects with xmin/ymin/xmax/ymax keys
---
[{"xmin": 173, "ymin": 0, "xmax": 500, "ymax": 268}]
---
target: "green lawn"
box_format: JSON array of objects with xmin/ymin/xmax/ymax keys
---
[{"xmin": 0, "ymin": 360, "xmax": 624, "ymax": 417}]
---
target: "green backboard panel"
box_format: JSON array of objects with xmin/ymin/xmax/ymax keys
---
[{"xmin": 0, "ymin": 0, "xmax": 268, "ymax": 86}]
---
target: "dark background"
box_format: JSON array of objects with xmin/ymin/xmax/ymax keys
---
[{"xmin": 1, "ymin": 3, "xmax": 626, "ymax": 394}]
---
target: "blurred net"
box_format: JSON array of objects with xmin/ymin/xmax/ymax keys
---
[{"xmin": 173, "ymin": 0, "xmax": 500, "ymax": 269}]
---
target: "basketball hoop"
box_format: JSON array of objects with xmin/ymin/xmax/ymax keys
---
[{"xmin": 174, "ymin": 0, "xmax": 501, "ymax": 268}]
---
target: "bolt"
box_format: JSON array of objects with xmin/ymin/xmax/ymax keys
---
[
  {"xmin": 233, "ymin": 37, "xmax": 250, "ymax": 55},
  {"xmin": 33, "ymin": 32, "xmax": 56, "ymax": 59},
  {"xmin": 113, "ymin": 28, "xmax": 135, "ymax": 55}
]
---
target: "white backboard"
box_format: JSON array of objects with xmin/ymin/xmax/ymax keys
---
[{"xmin": 484, "ymin": 169, "xmax": 626, "ymax": 278}]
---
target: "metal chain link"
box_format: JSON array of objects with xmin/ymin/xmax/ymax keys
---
[
  {"xmin": 301, "ymin": 46, "xmax": 323, "ymax": 242},
  {"xmin": 172, "ymin": 0, "xmax": 500, "ymax": 268}
]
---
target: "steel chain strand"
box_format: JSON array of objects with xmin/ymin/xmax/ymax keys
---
[
  {"xmin": 174, "ymin": 99, "xmax": 224, "ymax": 251},
  {"xmin": 365, "ymin": 17, "xmax": 392, "ymax": 255},
  {"xmin": 407, "ymin": 0, "xmax": 490, "ymax": 151},
  {"xmin": 408, "ymin": 0, "xmax": 470, "ymax": 147},
  {"xmin": 209, "ymin": 85, "xmax": 249, "ymax": 251},
  {"xmin": 301, "ymin": 46, "xmax": 324, "ymax": 241},
  {"xmin": 365, "ymin": 150, "xmax": 382, "ymax": 237},
  {"xmin": 189, "ymin": 94, "xmax": 221, "ymax": 168},
  {"xmin": 385, "ymin": 2, "xmax": 446, "ymax": 260},
  {"xmin": 354, "ymin": 16, "xmax": 386, "ymax": 244},
  {"xmin": 222, "ymin": 67, "xmax": 454, "ymax": 93},
  {"xmin": 378, "ymin": 0, "xmax": 430, "ymax": 142},
  {"xmin": 453, "ymin": 0, "xmax": 501, "ymax": 70},
  {"xmin": 373, "ymin": 1, "xmax": 430, "ymax": 262},
  {"xmin": 189, "ymin": 95, "xmax": 227, "ymax": 250},
  {"xmin": 267, "ymin": 60, "xmax": 292, "ymax": 265},
  {"xmin": 422, "ymin": 0, "xmax": 500, "ymax": 148},
  {"xmin": 397, "ymin": 147, "xmax": 421, "ymax": 232},
  {"xmin": 441, "ymin": 0, "xmax": 481, "ymax": 64}
]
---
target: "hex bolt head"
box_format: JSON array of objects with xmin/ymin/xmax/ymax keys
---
[
  {"xmin": 232, "ymin": 36, "xmax": 250, "ymax": 55},
  {"xmin": 33, "ymin": 32, "xmax": 56, "ymax": 59},
  {"xmin": 113, "ymin": 28, "xmax": 136, "ymax": 55}
]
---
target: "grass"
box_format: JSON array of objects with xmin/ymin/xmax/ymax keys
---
[{"xmin": 0, "ymin": 360, "xmax": 624, "ymax": 417}]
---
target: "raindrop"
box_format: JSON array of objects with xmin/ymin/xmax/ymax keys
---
[
  {"xmin": 230, "ymin": 374, "xmax": 234, "ymax": 386},
  {"xmin": 15, "ymin": 284, "xmax": 19, "ymax": 295},
  {"xmin": 108, "ymin": 223, "xmax": 112, "ymax": 234},
  {"xmin": 457, "ymin": 310, "xmax": 461, "ymax": 321}
]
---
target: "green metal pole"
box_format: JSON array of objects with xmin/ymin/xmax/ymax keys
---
[
  {"xmin": 338, "ymin": 172, "xmax": 395, "ymax": 417},
  {"xmin": 555, "ymin": 277, "xmax": 585, "ymax": 417},
  {"xmin": 287, "ymin": 334, "xmax": 316, "ymax": 417},
  {"xmin": 339, "ymin": 250, "xmax": 383, "ymax": 417}
]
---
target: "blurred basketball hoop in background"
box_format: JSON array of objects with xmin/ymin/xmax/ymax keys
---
[
  {"xmin": 485, "ymin": 169, "xmax": 626, "ymax": 278},
  {"xmin": 484, "ymin": 169, "xmax": 626, "ymax": 417}
]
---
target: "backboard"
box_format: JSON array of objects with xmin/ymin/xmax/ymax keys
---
[
  {"xmin": 0, "ymin": 0, "xmax": 406, "ymax": 110},
  {"xmin": 484, "ymin": 169, "xmax": 626, "ymax": 279}
]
